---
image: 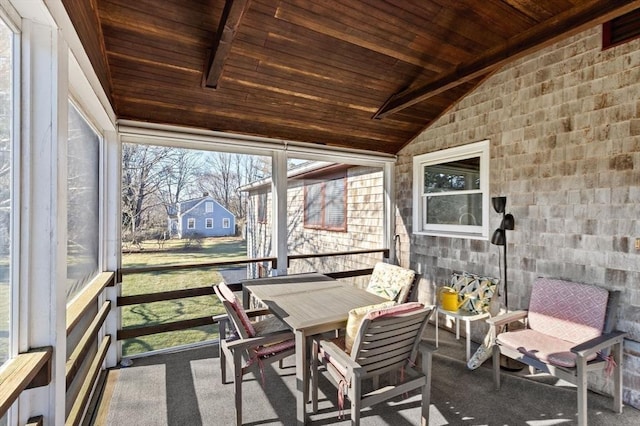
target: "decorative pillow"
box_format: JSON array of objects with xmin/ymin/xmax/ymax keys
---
[
  {"xmin": 345, "ymin": 301, "xmax": 396, "ymax": 353},
  {"xmin": 366, "ymin": 262, "xmax": 416, "ymax": 302},
  {"xmin": 218, "ymin": 282, "xmax": 256, "ymax": 337},
  {"xmin": 450, "ymin": 272, "xmax": 499, "ymax": 314}
]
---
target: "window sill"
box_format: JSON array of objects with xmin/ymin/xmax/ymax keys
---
[{"xmin": 412, "ymin": 230, "xmax": 488, "ymax": 241}]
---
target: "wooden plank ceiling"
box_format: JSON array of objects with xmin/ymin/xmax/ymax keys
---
[{"xmin": 62, "ymin": 0, "xmax": 640, "ymax": 155}]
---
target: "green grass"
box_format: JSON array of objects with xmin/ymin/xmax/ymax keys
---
[{"xmin": 121, "ymin": 236, "xmax": 246, "ymax": 357}]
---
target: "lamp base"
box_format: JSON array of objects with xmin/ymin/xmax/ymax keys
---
[{"xmin": 499, "ymin": 355, "xmax": 525, "ymax": 371}]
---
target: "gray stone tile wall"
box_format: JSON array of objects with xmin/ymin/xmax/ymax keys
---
[{"xmin": 396, "ymin": 26, "xmax": 640, "ymax": 408}]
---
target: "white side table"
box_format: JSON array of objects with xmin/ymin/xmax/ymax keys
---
[{"xmin": 435, "ymin": 306, "xmax": 490, "ymax": 361}]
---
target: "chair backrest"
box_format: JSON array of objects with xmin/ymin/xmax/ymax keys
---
[
  {"xmin": 350, "ymin": 303, "xmax": 433, "ymax": 379},
  {"xmin": 527, "ymin": 278, "xmax": 609, "ymax": 344},
  {"xmin": 366, "ymin": 262, "xmax": 416, "ymax": 303},
  {"xmin": 214, "ymin": 282, "xmax": 256, "ymax": 339}
]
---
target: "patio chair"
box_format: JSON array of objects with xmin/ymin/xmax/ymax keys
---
[
  {"xmin": 311, "ymin": 302, "xmax": 435, "ymax": 426},
  {"xmin": 213, "ymin": 282, "xmax": 295, "ymax": 426},
  {"xmin": 488, "ymin": 277, "xmax": 627, "ymax": 426},
  {"xmin": 365, "ymin": 262, "xmax": 416, "ymax": 303}
]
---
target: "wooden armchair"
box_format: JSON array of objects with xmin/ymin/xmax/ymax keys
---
[
  {"xmin": 487, "ymin": 278, "xmax": 627, "ymax": 426},
  {"xmin": 365, "ymin": 262, "xmax": 416, "ymax": 303},
  {"xmin": 213, "ymin": 282, "xmax": 295, "ymax": 425},
  {"xmin": 311, "ymin": 302, "xmax": 435, "ymax": 426}
]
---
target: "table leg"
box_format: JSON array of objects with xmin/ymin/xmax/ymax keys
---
[
  {"xmin": 435, "ymin": 311, "xmax": 439, "ymax": 348},
  {"xmin": 465, "ymin": 319, "xmax": 471, "ymax": 361},
  {"xmin": 295, "ymin": 329, "xmax": 307, "ymax": 425}
]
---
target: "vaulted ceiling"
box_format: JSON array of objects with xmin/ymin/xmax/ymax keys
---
[{"xmin": 62, "ymin": 0, "xmax": 639, "ymax": 155}]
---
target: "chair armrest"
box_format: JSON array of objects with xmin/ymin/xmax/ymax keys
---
[
  {"xmin": 571, "ymin": 330, "xmax": 628, "ymax": 358},
  {"xmin": 245, "ymin": 308, "xmax": 272, "ymax": 318},
  {"xmin": 212, "ymin": 313, "xmax": 229, "ymax": 323},
  {"xmin": 318, "ymin": 339, "xmax": 361, "ymax": 371},
  {"xmin": 225, "ymin": 330, "xmax": 294, "ymax": 351},
  {"xmin": 486, "ymin": 310, "xmax": 528, "ymax": 328}
]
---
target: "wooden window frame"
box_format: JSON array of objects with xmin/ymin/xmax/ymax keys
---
[
  {"xmin": 187, "ymin": 218, "xmax": 196, "ymax": 229},
  {"xmin": 603, "ymin": 9, "xmax": 640, "ymax": 50},
  {"xmin": 412, "ymin": 140, "xmax": 489, "ymax": 239},
  {"xmin": 222, "ymin": 218, "xmax": 230, "ymax": 228},
  {"xmin": 205, "ymin": 218, "xmax": 213, "ymax": 229}
]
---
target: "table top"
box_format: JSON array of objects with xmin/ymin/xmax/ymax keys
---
[{"xmin": 244, "ymin": 276, "xmax": 387, "ymax": 335}]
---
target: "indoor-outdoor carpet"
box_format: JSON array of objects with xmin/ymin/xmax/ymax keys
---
[{"xmin": 103, "ymin": 337, "xmax": 639, "ymax": 425}]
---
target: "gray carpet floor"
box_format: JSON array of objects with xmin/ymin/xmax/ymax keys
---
[{"xmin": 102, "ymin": 328, "xmax": 639, "ymax": 425}]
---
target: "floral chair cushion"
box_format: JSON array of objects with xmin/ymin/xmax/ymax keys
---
[{"xmin": 366, "ymin": 262, "xmax": 416, "ymax": 303}]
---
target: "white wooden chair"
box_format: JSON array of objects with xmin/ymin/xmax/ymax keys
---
[
  {"xmin": 213, "ymin": 282, "xmax": 295, "ymax": 425},
  {"xmin": 311, "ymin": 302, "xmax": 435, "ymax": 425},
  {"xmin": 488, "ymin": 278, "xmax": 627, "ymax": 426}
]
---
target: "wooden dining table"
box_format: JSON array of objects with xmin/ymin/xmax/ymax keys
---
[{"xmin": 243, "ymin": 273, "xmax": 388, "ymax": 425}]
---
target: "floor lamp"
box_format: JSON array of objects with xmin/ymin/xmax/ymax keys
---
[
  {"xmin": 490, "ymin": 196, "xmax": 514, "ymax": 311},
  {"xmin": 491, "ymin": 196, "xmax": 521, "ymax": 370}
]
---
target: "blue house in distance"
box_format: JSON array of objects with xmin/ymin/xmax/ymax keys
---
[{"xmin": 168, "ymin": 194, "xmax": 235, "ymax": 238}]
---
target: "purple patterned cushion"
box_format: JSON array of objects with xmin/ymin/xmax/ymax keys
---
[{"xmin": 527, "ymin": 278, "xmax": 608, "ymax": 344}]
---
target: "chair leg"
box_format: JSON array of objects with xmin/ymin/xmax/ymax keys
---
[
  {"xmin": 351, "ymin": 378, "xmax": 361, "ymax": 426},
  {"xmin": 576, "ymin": 357, "xmax": 587, "ymax": 426},
  {"xmin": 219, "ymin": 319, "xmax": 228, "ymax": 384},
  {"xmin": 311, "ymin": 340, "xmax": 319, "ymax": 414},
  {"xmin": 420, "ymin": 349, "xmax": 433, "ymax": 426},
  {"xmin": 492, "ymin": 345, "xmax": 501, "ymax": 390},
  {"xmin": 233, "ymin": 349, "xmax": 243, "ymax": 426},
  {"xmin": 613, "ymin": 342, "xmax": 624, "ymax": 413}
]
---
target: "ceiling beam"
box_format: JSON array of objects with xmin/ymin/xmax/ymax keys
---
[
  {"xmin": 373, "ymin": 0, "xmax": 640, "ymax": 119},
  {"xmin": 203, "ymin": 0, "xmax": 252, "ymax": 89}
]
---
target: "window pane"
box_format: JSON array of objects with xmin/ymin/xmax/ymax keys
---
[
  {"xmin": 121, "ymin": 146, "xmax": 269, "ymax": 356},
  {"xmin": 426, "ymin": 193, "xmax": 483, "ymax": 226},
  {"xmin": 304, "ymin": 182, "xmax": 322, "ymax": 227},
  {"xmin": 67, "ymin": 103, "xmax": 100, "ymax": 302},
  {"xmin": 424, "ymin": 157, "xmax": 480, "ymax": 193},
  {"xmin": 324, "ymin": 178, "xmax": 345, "ymax": 228},
  {"xmin": 0, "ymin": 18, "xmax": 12, "ymax": 368}
]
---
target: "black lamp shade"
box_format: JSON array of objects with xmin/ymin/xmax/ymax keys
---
[
  {"xmin": 491, "ymin": 228, "xmax": 505, "ymax": 245},
  {"xmin": 503, "ymin": 213, "xmax": 515, "ymax": 230},
  {"xmin": 492, "ymin": 196, "xmax": 506, "ymax": 213}
]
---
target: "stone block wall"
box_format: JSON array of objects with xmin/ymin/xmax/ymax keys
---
[{"xmin": 396, "ymin": 26, "xmax": 640, "ymax": 407}]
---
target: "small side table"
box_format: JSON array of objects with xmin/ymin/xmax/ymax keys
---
[{"xmin": 435, "ymin": 307, "xmax": 490, "ymax": 361}]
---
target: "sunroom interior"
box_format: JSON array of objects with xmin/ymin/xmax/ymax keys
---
[{"xmin": 1, "ymin": 1, "xmax": 640, "ymax": 425}]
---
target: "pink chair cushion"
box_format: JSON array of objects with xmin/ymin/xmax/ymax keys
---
[
  {"xmin": 527, "ymin": 278, "xmax": 608, "ymax": 344},
  {"xmin": 254, "ymin": 339, "xmax": 295, "ymax": 358},
  {"xmin": 364, "ymin": 302, "xmax": 424, "ymax": 321},
  {"xmin": 218, "ymin": 282, "xmax": 256, "ymax": 337},
  {"xmin": 496, "ymin": 329, "xmax": 598, "ymax": 368}
]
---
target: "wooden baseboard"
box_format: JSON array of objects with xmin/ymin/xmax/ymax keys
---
[{"xmin": 82, "ymin": 369, "xmax": 120, "ymax": 426}]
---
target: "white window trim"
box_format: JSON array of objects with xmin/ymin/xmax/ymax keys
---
[
  {"xmin": 222, "ymin": 218, "xmax": 230, "ymax": 229},
  {"xmin": 205, "ymin": 201, "xmax": 213, "ymax": 213},
  {"xmin": 205, "ymin": 218, "xmax": 213, "ymax": 228},
  {"xmin": 187, "ymin": 218, "xmax": 196, "ymax": 229},
  {"xmin": 412, "ymin": 140, "xmax": 490, "ymax": 240}
]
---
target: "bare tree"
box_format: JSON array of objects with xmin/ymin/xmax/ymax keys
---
[
  {"xmin": 198, "ymin": 152, "xmax": 269, "ymax": 218},
  {"xmin": 121, "ymin": 144, "xmax": 172, "ymax": 242},
  {"xmin": 157, "ymin": 148, "xmax": 204, "ymax": 213}
]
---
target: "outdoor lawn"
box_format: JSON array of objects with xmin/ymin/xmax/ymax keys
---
[{"xmin": 120, "ymin": 236, "xmax": 247, "ymax": 357}]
